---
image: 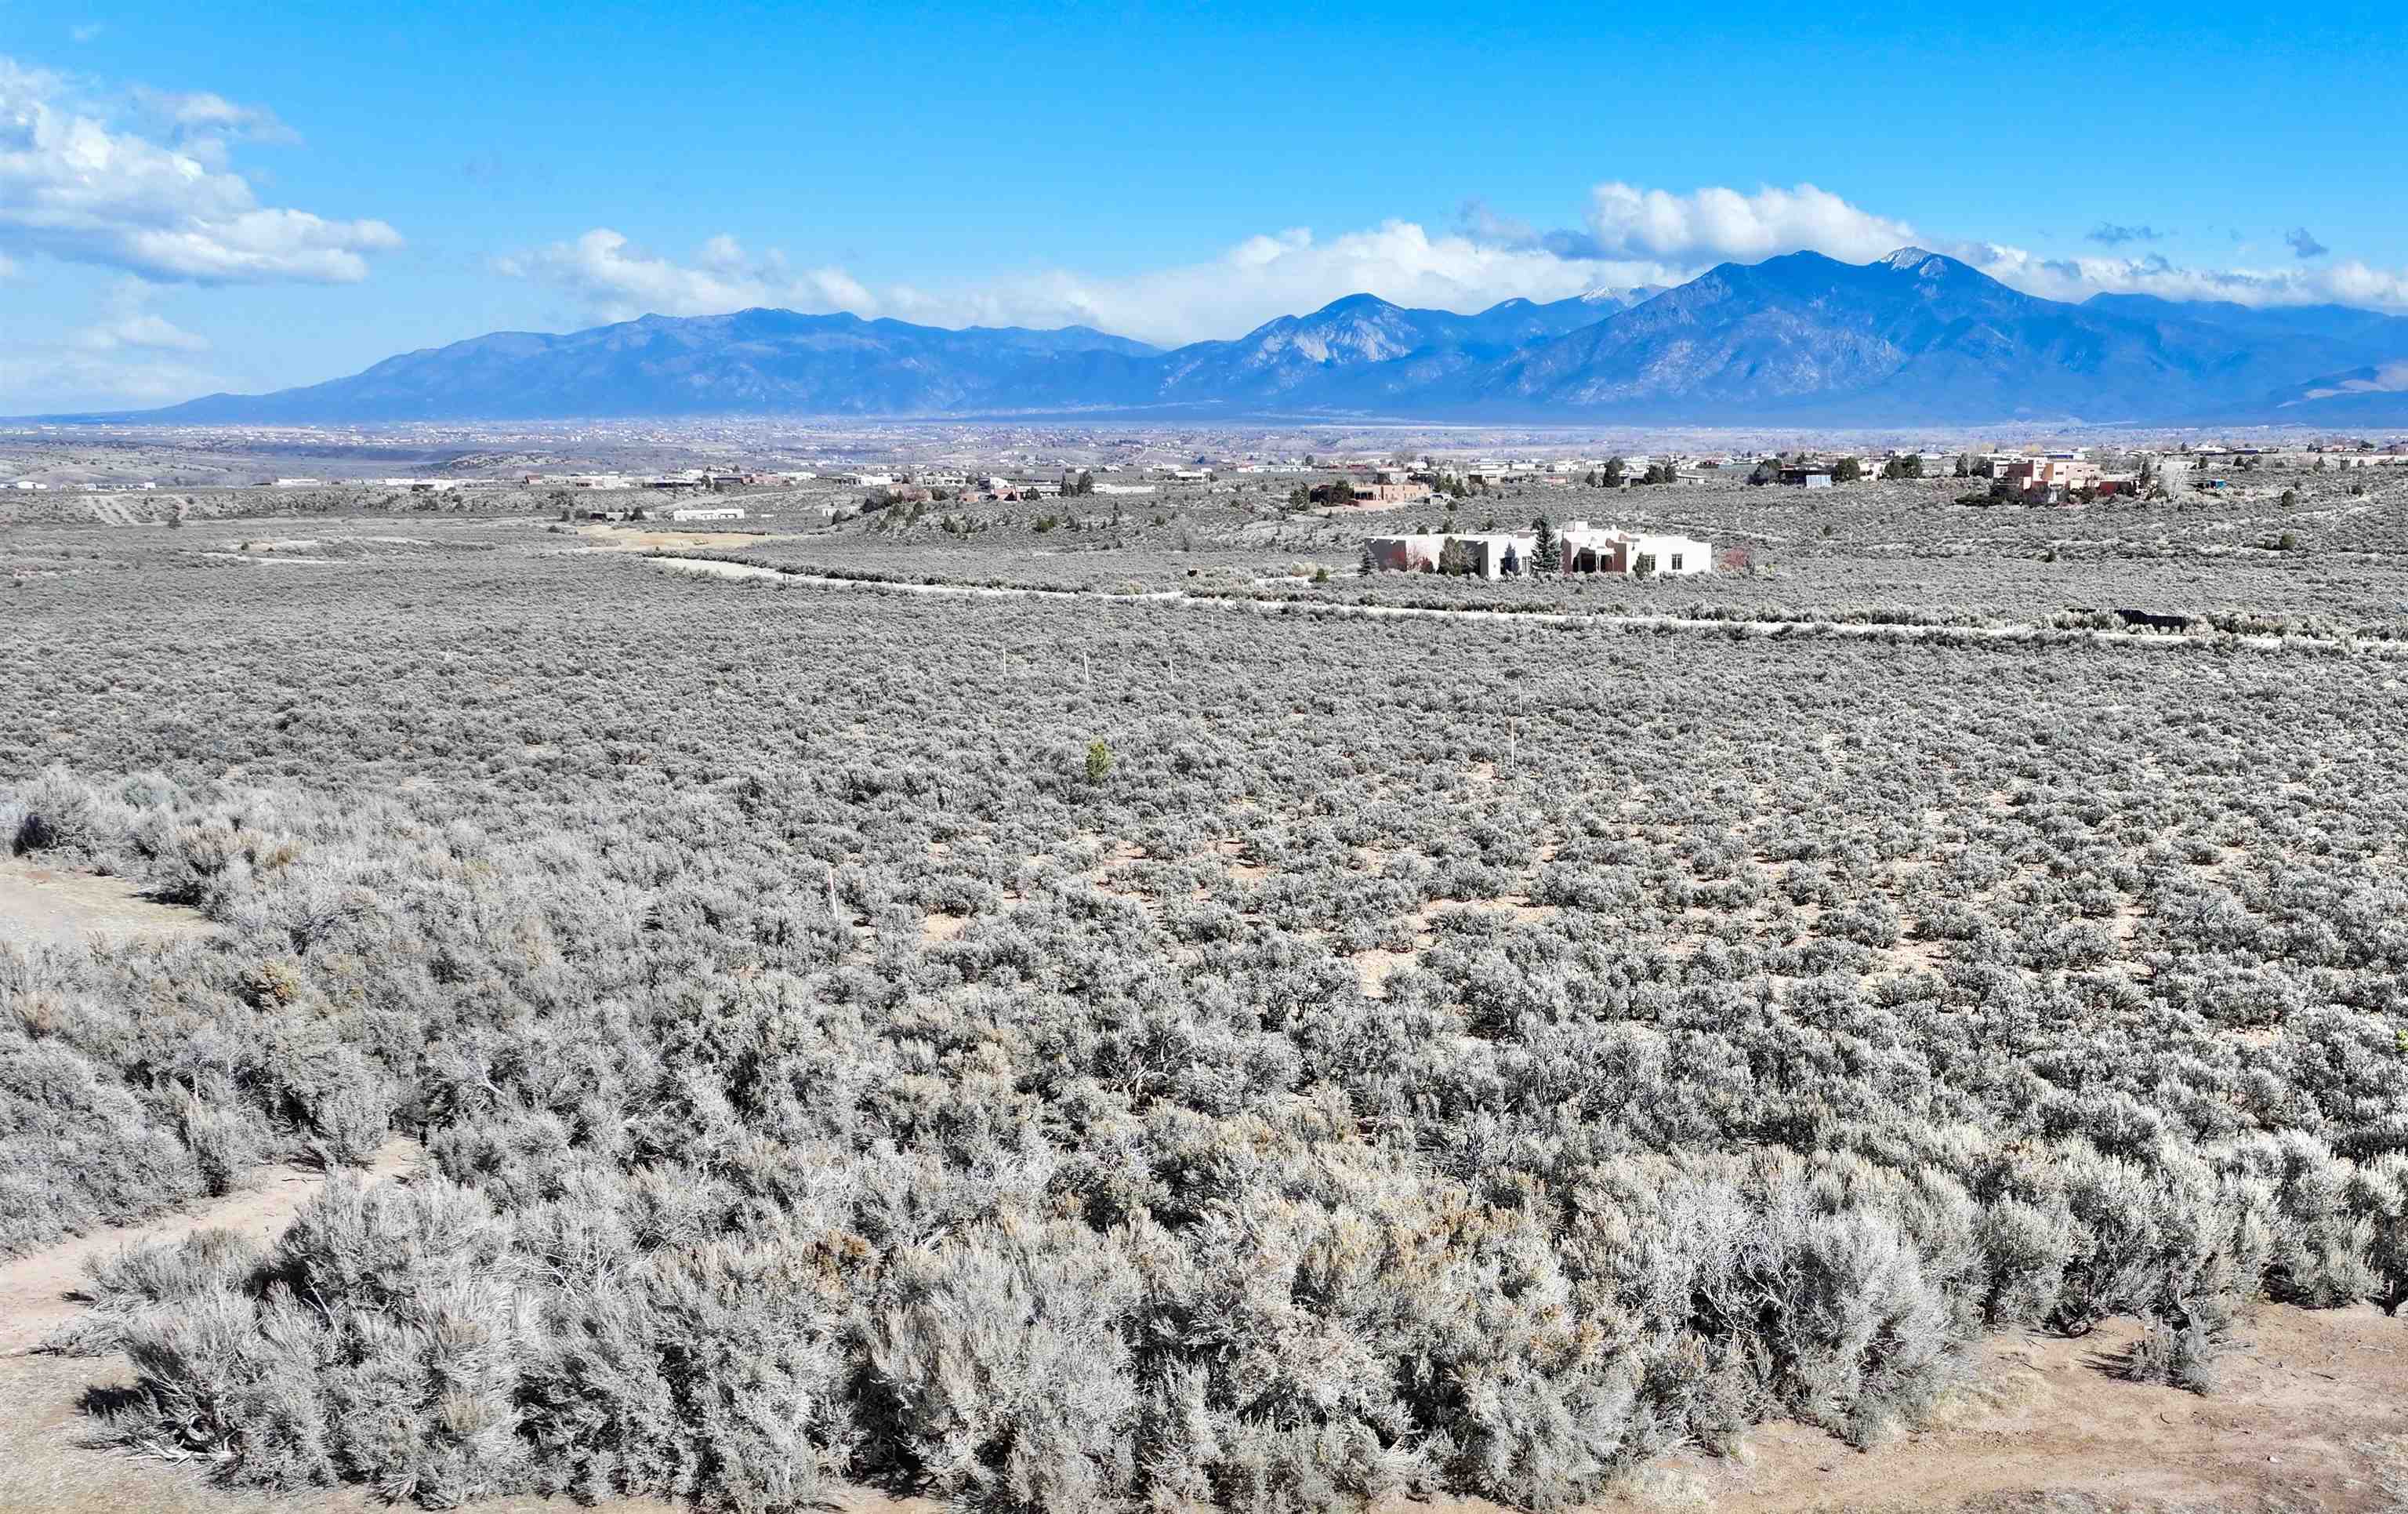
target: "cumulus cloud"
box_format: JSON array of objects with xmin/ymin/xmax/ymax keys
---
[
  {"xmin": 1955, "ymin": 241, "xmax": 2408, "ymax": 310},
  {"xmin": 0, "ymin": 346, "xmax": 229, "ymax": 410},
  {"xmin": 70, "ymin": 283, "xmax": 209, "ymax": 353},
  {"xmin": 71, "ymin": 310, "xmax": 208, "ymax": 352},
  {"xmin": 495, "ymin": 229, "xmax": 872, "ymax": 322},
  {"xmin": 2086, "ymin": 223, "xmax": 2164, "ymax": 246},
  {"xmin": 502, "ymin": 221, "xmax": 1677, "ymax": 347},
  {"xmin": 2286, "ymin": 227, "xmax": 2329, "ymax": 260},
  {"xmin": 134, "ymin": 86, "xmax": 301, "ymax": 151},
  {"xmin": 0, "ymin": 56, "xmax": 399, "ymax": 283},
  {"xmin": 1574, "ymin": 182, "xmax": 1917, "ymax": 264},
  {"xmin": 501, "ymin": 180, "xmax": 2408, "ymax": 345}
]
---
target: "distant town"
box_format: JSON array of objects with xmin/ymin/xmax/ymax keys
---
[{"xmin": 7, "ymin": 419, "xmax": 2404, "ymax": 503}]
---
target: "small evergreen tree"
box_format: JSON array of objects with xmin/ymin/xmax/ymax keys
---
[
  {"xmin": 1603, "ymin": 456, "xmax": 1628, "ymax": 488},
  {"xmin": 1533, "ymin": 517, "xmax": 1561, "ymax": 574}
]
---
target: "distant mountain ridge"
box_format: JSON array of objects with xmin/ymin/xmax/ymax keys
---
[{"xmin": 78, "ymin": 254, "xmax": 2408, "ymax": 425}]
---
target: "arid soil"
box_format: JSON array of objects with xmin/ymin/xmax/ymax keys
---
[
  {"xmin": 0, "ymin": 859, "xmax": 217, "ymax": 949},
  {"xmin": 576, "ymin": 524, "xmax": 814, "ymax": 552},
  {"xmin": 0, "ymin": 1143, "xmax": 459, "ymax": 1514},
  {"xmin": 1588, "ymin": 1309, "xmax": 2408, "ymax": 1513}
]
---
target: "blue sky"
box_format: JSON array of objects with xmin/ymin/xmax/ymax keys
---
[{"xmin": 4, "ymin": 0, "xmax": 2404, "ymax": 409}]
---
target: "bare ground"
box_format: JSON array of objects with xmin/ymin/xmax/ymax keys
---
[
  {"xmin": 0, "ymin": 859, "xmax": 216, "ymax": 949},
  {"xmin": 1583, "ymin": 1308, "xmax": 2408, "ymax": 1514},
  {"xmin": 577, "ymin": 525, "xmax": 811, "ymax": 552}
]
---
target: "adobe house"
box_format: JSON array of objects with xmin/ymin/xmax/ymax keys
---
[
  {"xmin": 1365, "ymin": 532, "xmax": 1534, "ymax": 577},
  {"xmin": 1554, "ymin": 521, "xmax": 1714, "ymax": 576},
  {"xmin": 1365, "ymin": 535, "xmax": 1445, "ymax": 572}
]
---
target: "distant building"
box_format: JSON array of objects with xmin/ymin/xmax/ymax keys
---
[
  {"xmin": 1366, "ymin": 522, "xmax": 1707, "ymax": 579},
  {"xmin": 2004, "ymin": 458, "xmax": 2102, "ymax": 495},
  {"xmin": 1366, "ymin": 532, "xmax": 1536, "ymax": 578},
  {"xmin": 1364, "ymin": 535, "xmax": 1447, "ymax": 574},
  {"xmin": 1331, "ymin": 479, "xmax": 1432, "ymax": 505},
  {"xmin": 1779, "ymin": 468, "xmax": 1833, "ymax": 488},
  {"xmin": 1555, "ymin": 521, "xmax": 1714, "ymax": 577},
  {"xmin": 1449, "ymin": 532, "xmax": 1536, "ymax": 579},
  {"xmin": 668, "ymin": 506, "xmax": 745, "ymax": 522}
]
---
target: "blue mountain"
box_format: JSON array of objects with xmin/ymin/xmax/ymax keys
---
[
  {"xmin": 78, "ymin": 252, "xmax": 2408, "ymax": 425},
  {"xmin": 1478, "ymin": 249, "xmax": 2408, "ymax": 421}
]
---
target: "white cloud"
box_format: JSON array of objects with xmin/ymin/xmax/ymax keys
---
[
  {"xmin": 0, "ymin": 343, "xmax": 229, "ymax": 410},
  {"xmin": 1580, "ymin": 181, "xmax": 1919, "ymax": 264},
  {"xmin": 0, "ymin": 279, "xmax": 219, "ymax": 409},
  {"xmin": 503, "ymin": 221, "xmax": 1678, "ymax": 346},
  {"xmin": 496, "ymin": 229, "xmax": 872, "ymax": 322},
  {"xmin": 0, "ymin": 56, "xmax": 399, "ymax": 283},
  {"xmin": 501, "ymin": 181, "xmax": 2408, "ymax": 347},
  {"xmin": 1955, "ymin": 243, "xmax": 2408, "ymax": 312},
  {"xmin": 133, "ymin": 86, "xmax": 299, "ymax": 145},
  {"xmin": 73, "ymin": 309, "xmax": 209, "ymax": 353}
]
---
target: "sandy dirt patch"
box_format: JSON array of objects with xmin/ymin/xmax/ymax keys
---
[
  {"xmin": 0, "ymin": 1141, "xmax": 422, "ymax": 1353},
  {"xmin": 1585, "ymin": 1306, "xmax": 2407, "ymax": 1513},
  {"xmin": 578, "ymin": 525, "xmax": 806, "ymax": 552},
  {"xmin": 0, "ymin": 860, "xmax": 216, "ymax": 949},
  {"xmin": 0, "ymin": 1145, "xmax": 870, "ymax": 1514},
  {"xmin": 0, "ymin": 1141, "xmax": 444, "ymax": 1514},
  {"xmin": 1354, "ymin": 945, "xmax": 1418, "ymax": 997}
]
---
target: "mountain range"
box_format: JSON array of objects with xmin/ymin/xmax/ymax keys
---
[{"xmin": 87, "ymin": 251, "xmax": 2408, "ymax": 426}]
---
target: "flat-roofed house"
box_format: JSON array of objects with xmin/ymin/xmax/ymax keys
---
[
  {"xmin": 1365, "ymin": 535, "xmax": 1445, "ymax": 573},
  {"xmin": 1555, "ymin": 521, "xmax": 1713, "ymax": 577}
]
